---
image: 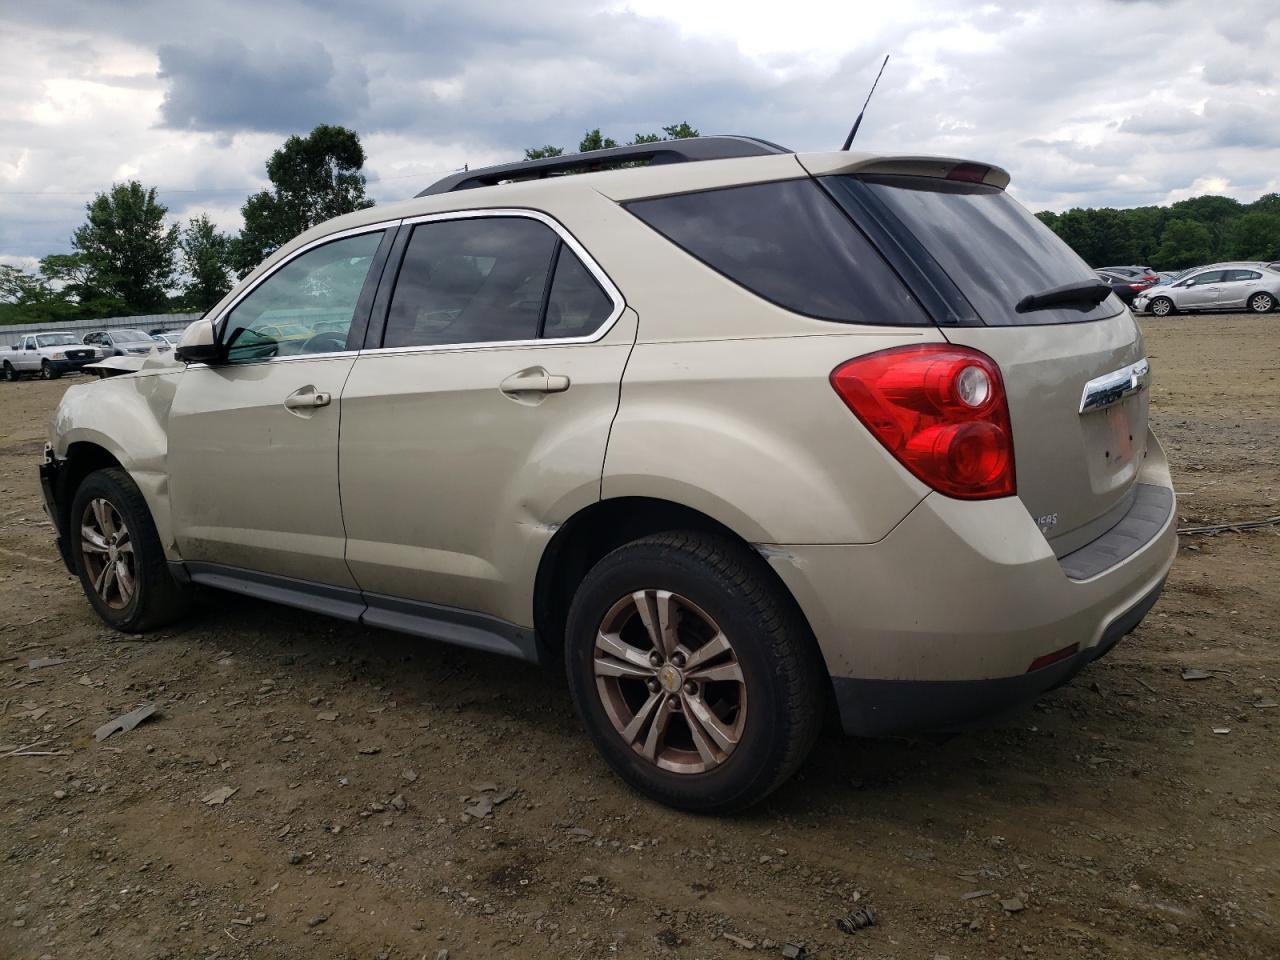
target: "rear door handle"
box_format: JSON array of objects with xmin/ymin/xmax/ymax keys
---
[
  {"xmin": 500, "ymin": 367, "xmax": 570, "ymax": 397},
  {"xmin": 284, "ymin": 387, "xmax": 331, "ymax": 410}
]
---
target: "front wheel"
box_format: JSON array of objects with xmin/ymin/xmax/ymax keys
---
[
  {"xmin": 1149, "ymin": 296, "xmax": 1175, "ymax": 317},
  {"xmin": 565, "ymin": 532, "xmax": 826, "ymax": 812},
  {"xmin": 1248, "ymin": 291, "xmax": 1275, "ymax": 314},
  {"xmin": 70, "ymin": 468, "xmax": 192, "ymax": 632},
  {"xmin": 40, "ymin": 360, "xmax": 61, "ymax": 380}
]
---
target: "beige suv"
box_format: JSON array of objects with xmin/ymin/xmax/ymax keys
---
[{"xmin": 40, "ymin": 138, "xmax": 1177, "ymax": 811}]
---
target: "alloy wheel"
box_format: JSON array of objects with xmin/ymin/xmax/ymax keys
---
[
  {"xmin": 1250, "ymin": 293, "xmax": 1274, "ymax": 313},
  {"xmin": 79, "ymin": 497, "xmax": 135, "ymax": 610},
  {"xmin": 593, "ymin": 589, "xmax": 747, "ymax": 774},
  {"xmin": 1151, "ymin": 298, "xmax": 1171, "ymax": 316}
]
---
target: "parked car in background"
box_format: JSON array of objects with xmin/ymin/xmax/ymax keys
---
[
  {"xmin": 1098, "ymin": 265, "xmax": 1161, "ymax": 284},
  {"xmin": 40, "ymin": 137, "xmax": 1177, "ymax": 811},
  {"xmin": 3, "ymin": 332, "xmax": 101, "ymax": 381},
  {"xmin": 1096, "ymin": 270, "xmax": 1151, "ymax": 305},
  {"xmin": 83, "ymin": 328, "xmax": 169, "ymax": 356},
  {"xmin": 1133, "ymin": 263, "xmax": 1280, "ymax": 316},
  {"xmin": 155, "ymin": 332, "xmax": 186, "ymax": 347}
]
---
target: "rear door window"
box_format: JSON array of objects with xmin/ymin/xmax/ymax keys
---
[
  {"xmin": 626, "ymin": 179, "xmax": 928, "ymax": 326},
  {"xmin": 383, "ymin": 217, "xmax": 558, "ymax": 348},
  {"xmin": 843, "ymin": 174, "xmax": 1125, "ymax": 327}
]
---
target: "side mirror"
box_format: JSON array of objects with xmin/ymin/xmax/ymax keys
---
[{"xmin": 174, "ymin": 318, "xmax": 224, "ymax": 364}]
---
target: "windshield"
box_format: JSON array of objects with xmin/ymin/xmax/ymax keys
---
[
  {"xmin": 36, "ymin": 334, "xmax": 80, "ymax": 347},
  {"xmin": 843, "ymin": 175, "xmax": 1124, "ymax": 327},
  {"xmin": 114, "ymin": 329, "xmax": 151, "ymax": 342}
]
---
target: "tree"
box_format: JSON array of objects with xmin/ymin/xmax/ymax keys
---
[
  {"xmin": 235, "ymin": 124, "xmax": 375, "ymax": 274},
  {"xmin": 523, "ymin": 145, "xmax": 564, "ymax": 160},
  {"xmin": 1154, "ymin": 218, "xmax": 1214, "ymax": 270},
  {"xmin": 71, "ymin": 181, "xmax": 177, "ymax": 313},
  {"xmin": 628, "ymin": 133, "xmax": 662, "ymax": 144},
  {"xmin": 1224, "ymin": 211, "xmax": 1280, "ymax": 262},
  {"xmin": 181, "ymin": 215, "xmax": 235, "ymax": 311},
  {"xmin": 578, "ymin": 129, "xmax": 619, "ymax": 152},
  {"xmin": 662, "ymin": 122, "xmax": 700, "ymax": 139}
]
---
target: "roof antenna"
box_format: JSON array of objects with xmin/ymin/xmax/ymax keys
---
[{"xmin": 842, "ymin": 54, "xmax": 890, "ymax": 150}]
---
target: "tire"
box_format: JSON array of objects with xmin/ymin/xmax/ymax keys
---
[
  {"xmin": 1248, "ymin": 291, "xmax": 1275, "ymax": 314},
  {"xmin": 565, "ymin": 531, "xmax": 826, "ymax": 813},
  {"xmin": 2, "ymin": 361, "xmax": 17, "ymax": 383},
  {"xmin": 1149, "ymin": 296, "xmax": 1175, "ymax": 317},
  {"xmin": 40, "ymin": 359, "xmax": 61, "ymax": 380},
  {"xmin": 69, "ymin": 467, "xmax": 192, "ymax": 632}
]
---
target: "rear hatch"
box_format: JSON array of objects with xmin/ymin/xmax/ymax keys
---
[{"xmin": 825, "ymin": 171, "xmax": 1148, "ymax": 555}]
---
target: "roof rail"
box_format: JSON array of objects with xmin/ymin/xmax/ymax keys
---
[{"xmin": 416, "ymin": 135, "xmax": 792, "ymax": 196}]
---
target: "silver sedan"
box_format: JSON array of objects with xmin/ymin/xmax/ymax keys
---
[{"xmin": 1134, "ymin": 263, "xmax": 1280, "ymax": 316}]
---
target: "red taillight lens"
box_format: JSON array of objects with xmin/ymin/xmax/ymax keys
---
[
  {"xmin": 1128, "ymin": 283, "xmax": 1144, "ymax": 291},
  {"xmin": 830, "ymin": 345, "xmax": 1016, "ymax": 499}
]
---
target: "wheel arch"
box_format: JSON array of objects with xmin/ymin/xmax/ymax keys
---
[{"xmin": 533, "ymin": 495, "xmax": 836, "ymax": 693}]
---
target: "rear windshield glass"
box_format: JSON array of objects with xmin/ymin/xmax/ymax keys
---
[
  {"xmin": 855, "ymin": 175, "xmax": 1123, "ymax": 327},
  {"xmin": 626, "ymin": 179, "xmax": 928, "ymax": 326}
]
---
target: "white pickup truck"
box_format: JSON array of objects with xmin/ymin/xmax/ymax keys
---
[{"xmin": 2, "ymin": 332, "xmax": 102, "ymax": 381}]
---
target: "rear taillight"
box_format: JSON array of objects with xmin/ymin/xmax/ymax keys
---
[
  {"xmin": 1128, "ymin": 283, "xmax": 1145, "ymax": 291},
  {"xmin": 831, "ymin": 344, "xmax": 1016, "ymax": 499}
]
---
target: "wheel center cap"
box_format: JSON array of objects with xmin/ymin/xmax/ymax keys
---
[
  {"xmin": 657, "ymin": 664, "xmax": 683, "ymax": 694},
  {"xmin": 108, "ymin": 545, "xmax": 118, "ymax": 562}
]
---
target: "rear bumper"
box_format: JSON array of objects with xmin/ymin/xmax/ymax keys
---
[
  {"xmin": 765, "ymin": 429, "xmax": 1177, "ymax": 736},
  {"xmin": 829, "ymin": 575, "xmax": 1165, "ymax": 735}
]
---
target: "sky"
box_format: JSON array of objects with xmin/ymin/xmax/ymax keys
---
[{"xmin": 1, "ymin": 0, "xmax": 1278, "ymax": 269}]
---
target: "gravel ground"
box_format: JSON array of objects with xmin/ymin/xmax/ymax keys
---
[{"xmin": 1, "ymin": 313, "xmax": 1277, "ymax": 959}]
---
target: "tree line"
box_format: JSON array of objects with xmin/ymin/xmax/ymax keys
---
[
  {"xmin": 10, "ymin": 117, "xmax": 1272, "ymax": 326},
  {"xmin": 1036, "ymin": 193, "xmax": 1280, "ymax": 270},
  {"xmin": 0, "ymin": 121, "xmax": 701, "ymax": 327}
]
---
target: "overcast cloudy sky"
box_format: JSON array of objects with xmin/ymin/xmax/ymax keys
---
[{"xmin": 2, "ymin": 0, "xmax": 1277, "ymax": 268}]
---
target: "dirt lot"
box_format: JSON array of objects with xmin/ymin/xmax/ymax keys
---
[{"xmin": 2, "ymin": 314, "xmax": 1277, "ymax": 960}]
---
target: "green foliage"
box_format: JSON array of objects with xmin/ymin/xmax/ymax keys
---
[
  {"xmin": 1153, "ymin": 219, "xmax": 1214, "ymax": 270},
  {"xmin": 72, "ymin": 181, "xmax": 177, "ymax": 313},
  {"xmin": 234, "ymin": 124, "xmax": 375, "ymax": 275},
  {"xmin": 661, "ymin": 122, "xmax": 700, "ymax": 139},
  {"xmin": 1038, "ymin": 192, "xmax": 1280, "ymax": 270},
  {"xmin": 523, "ymin": 145, "xmax": 564, "ymax": 160},
  {"xmin": 578, "ymin": 129, "xmax": 619, "ymax": 152},
  {"xmin": 1224, "ymin": 212, "xmax": 1280, "ymax": 262},
  {"xmin": 526, "ymin": 122, "xmax": 702, "ymax": 161},
  {"xmin": 180, "ymin": 214, "xmax": 235, "ymax": 311}
]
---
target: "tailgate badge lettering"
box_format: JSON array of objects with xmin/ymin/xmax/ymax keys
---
[
  {"xmin": 1035, "ymin": 512, "xmax": 1058, "ymax": 534},
  {"xmin": 1079, "ymin": 358, "xmax": 1149, "ymax": 414}
]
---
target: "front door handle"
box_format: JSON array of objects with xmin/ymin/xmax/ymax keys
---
[
  {"xmin": 284, "ymin": 386, "xmax": 331, "ymax": 410},
  {"xmin": 500, "ymin": 367, "xmax": 571, "ymax": 397}
]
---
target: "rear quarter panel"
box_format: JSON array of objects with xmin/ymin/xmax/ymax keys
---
[{"xmin": 604, "ymin": 331, "xmax": 941, "ymax": 544}]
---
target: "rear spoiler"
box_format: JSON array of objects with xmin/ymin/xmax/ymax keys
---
[{"xmin": 796, "ymin": 153, "xmax": 1010, "ymax": 189}]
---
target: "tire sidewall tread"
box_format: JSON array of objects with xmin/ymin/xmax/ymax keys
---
[
  {"xmin": 564, "ymin": 531, "xmax": 825, "ymax": 813},
  {"xmin": 69, "ymin": 467, "xmax": 190, "ymax": 633}
]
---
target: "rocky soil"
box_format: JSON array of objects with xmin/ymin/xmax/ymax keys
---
[{"xmin": 1, "ymin": 313, "xmax": 1277, "ymax": 959}]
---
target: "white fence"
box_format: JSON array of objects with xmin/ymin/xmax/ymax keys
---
[{"xmin": 0, "ymin": 312, "xmax": 201, "ymax": 347}]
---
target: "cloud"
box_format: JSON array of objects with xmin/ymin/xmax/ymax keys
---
[
  {"xmin": 1, "ymin": 0, "xmax": 1279, "ymax": 263},
  {"xmin": 157, "ymin": 36, "xmax": 369, "ymax": 132}
]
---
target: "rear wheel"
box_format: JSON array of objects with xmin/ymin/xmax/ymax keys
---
[
  {"xmin": 1248, "ymin": 291, "xmax": 1275, "ymax": 314},
  {"xmin": 1149, "ymin": 296, "xmax": 1175, "ymax": 317},
  {"xmin": 2, "ymin": 361, "xmax": 17, "ymax": 382},
  {"xmin": 40, "ymin": 360, "xmax": 61, "ymax": 380},
  {"xmin": 565, "ymin": 531, "xmax": 825, "ymax": 812},
  {"xmin": 70, "ymin": 468, "xmax": 192, "ymax": 632}
]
